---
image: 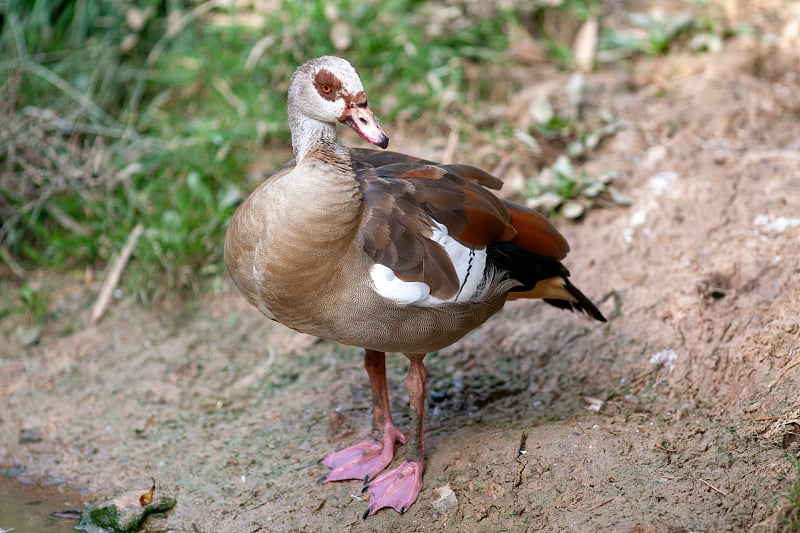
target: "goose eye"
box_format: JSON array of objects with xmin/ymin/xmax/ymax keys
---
[{"xmin": 321, "ymin": 84, "xmax": 332, "ymax": 94}]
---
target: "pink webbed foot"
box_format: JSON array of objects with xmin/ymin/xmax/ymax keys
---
[
  {"xmin": 363, "ymin": 460, "xmax": 424, "ymax": 518},
  {"xmin": 320, "ymin": 425, "xmax": 406, "ymax": 483}
]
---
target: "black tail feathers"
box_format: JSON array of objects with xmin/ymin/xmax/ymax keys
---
[{"xmin": 544, "ymin": 279, "xmax": 606, "ymax": 322}]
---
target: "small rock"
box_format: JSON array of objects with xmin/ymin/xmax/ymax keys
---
[
  {"xmin": 642, "ymin": 145, "xmax": 667, "ymax": 168},
  {"xmin": 16, "ymin": 326, "xmax": 41, "ymax": 347},
  {"xmin": 526, "ymin": 191, "xmax": 563, "ymax": 213},
  {"xmin": 431, "ymin": 484, "xmax": 458, "ymax": 521},
  {"xmin": 688, "ymin": 32, "xmax": 723, "ymax": 53},
  {"xmin": 563, "ymin": 201, "xmax": 586, "ymax": 220},
  {"xmin": 4, "ymin": 464, "xmax": 25, "ymax": 478},
  {"xmin": 648, "ymin": 171, "xmax": 678, "ymax": 194},
  {"xmin": 19, "ymin": 427, "xmax": 42, "ymax": 444},
  {"xmin": 528, "ymin": 97, "xmax": 554, "ymax": 125},
  {"xmin": 76, "ymin": 488, "xmax": 176, "ymax": 533}
]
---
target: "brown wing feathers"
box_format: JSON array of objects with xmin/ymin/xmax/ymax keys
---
[
  {"xmin": 506, "ymin": 204, "xmax": 570, "ymax": 260},
  {"xmin": 347, "ymin": 149, "xmax": 604, "ymax": 321},
  {"xmin": 358, "ymin": 171, "xmax": 462, "ymax": 298},
  {"xmin": 440, "ymin": 164, "xmax": 503, "ymax": 190},
  {"xmin": 356, "ymin": 158, "xmax": 517, "ymax": 300},
  {"xmin": 458, "ymin": 188, "xmax": 515, "ymax": 245}
]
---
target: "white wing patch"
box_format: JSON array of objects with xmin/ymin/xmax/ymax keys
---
[
  {"xmin": 369, "ymin": 222, "xmax": 487, "ymax": 306},
  {"xmin": 369, "ymin": 264, "xmax": 432, "ymax": 305}
]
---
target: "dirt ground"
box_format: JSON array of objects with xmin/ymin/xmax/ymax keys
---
[{"xmin": 3, "ymin": 8, "xmax": 800, "ymax": 533}]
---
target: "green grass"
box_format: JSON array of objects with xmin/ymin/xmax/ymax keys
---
[{"xmin": 0, "ymin": 0, "xmax": 517, "ymax": 296}]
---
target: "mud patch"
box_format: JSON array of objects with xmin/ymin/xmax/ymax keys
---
[{"xmin": 0, "ymin": 474, "xmax": 81, "ymax": 532}]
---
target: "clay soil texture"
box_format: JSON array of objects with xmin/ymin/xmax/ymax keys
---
[{"xmin": 2, "ymin": 6, "xmax": 800, "ymax": 533}]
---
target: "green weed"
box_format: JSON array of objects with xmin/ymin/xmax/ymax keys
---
[
  {"xmin": 524, "ymin": 154, "xmax": 630, "ymax": 220},
  {"xmin": 17, "ymin": 283, "xmax": 49, "ymax": 325},
  {"xmin": 523, "ymin": 102, "xmax": 630, "ymax": 219},
  {"xmin": 0, "ymin": 0, "xmax": 517, "ymax": 296},
  {"xmin": 598, "ymin": 9, "xmax": 696, "ymax": 61}
]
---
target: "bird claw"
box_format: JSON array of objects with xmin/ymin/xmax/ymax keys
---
[
  {"xmin": 321, "ymin": 426, "xmax": 405, "ymax": 482},
  {"xmin": 363, "ymin": 460, "xmax": 424, "ymax": 518}
]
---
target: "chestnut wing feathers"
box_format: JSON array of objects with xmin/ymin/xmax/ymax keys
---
[
  {"xmin": 354, "ymin": 150, "xmax": 581, "ymax": 302},
  {"xmin": 357, "ymin": 171, "xmax": 458, "ymax": 297},
  {"xmin": 354, "ymin": 158, "xmax": 509, "ymax": 299}
]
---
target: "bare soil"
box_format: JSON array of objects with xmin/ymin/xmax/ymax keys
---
[{"xmin": 3, "ymin": 13, "xmax": 800, "ymax": 533}]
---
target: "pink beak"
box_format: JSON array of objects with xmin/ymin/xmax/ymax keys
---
[{"xmin": 342, "ymin": 103, "xmax": 389, "ymax": 149}]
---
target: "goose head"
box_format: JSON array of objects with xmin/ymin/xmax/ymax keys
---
[{"xmin": 288, "ymin": 56, "xmax": 389, "ymax": 154}]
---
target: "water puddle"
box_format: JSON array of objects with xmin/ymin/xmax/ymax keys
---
[{"xmin": 0, "ymin": 475, "xmax": 80, "ymax": 532}]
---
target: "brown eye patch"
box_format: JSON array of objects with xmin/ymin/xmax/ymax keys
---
[{"xmin": 313, "ymin": 69, "xmax": 343, "ymax": 101}]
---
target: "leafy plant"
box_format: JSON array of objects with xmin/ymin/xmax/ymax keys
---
[
  {"xmin": 520, "ymin": 92, "xmax": 628, "ymax": 219},
  {"xmin": 524, "ymin": 155, "xmax": 630, "ymax": 220},
  {"xmin": 598, "ymin": 9, "xmax": 696, "ymax": 60},
  {"xmin": 18, "ymin": 284, "xmax": 49, "ymax": 325}
]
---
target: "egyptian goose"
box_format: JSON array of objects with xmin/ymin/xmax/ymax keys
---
[{"xmin": 224, "ymin": 56, "xmax": 606, "ymax": 517}]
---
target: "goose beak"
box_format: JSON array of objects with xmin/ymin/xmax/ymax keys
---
[{"xmin": 342, "ymin": 102, "xmax": 389, "ymax": 149}]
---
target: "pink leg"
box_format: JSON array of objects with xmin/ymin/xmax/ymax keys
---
[
  {"xmin": 364, "ymin": 354, "xmax": 427, "ymax": 517},
  {"xmin": 320, "ymin": 349, "xmax": 406, "ymax": 483}
]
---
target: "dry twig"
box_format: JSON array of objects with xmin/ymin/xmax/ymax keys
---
[
  {"xmin": 441, "ymin": 128, "xmax": 459, "ymax": 165},
  {"xmin": 750, "ymin": 415, "xmax": 783, "ymax": 422},
  {"xmin": 586, "ymin": 497, "xmax": 614, "ymax": 511},
  {"xmin": 697, "ymin": 478, "xmax": 728, "ymax": 496},
  {"xmin": 91, "ymin": 224, "xmax": 144, "ymax": 324},
  {"xmin": 0, "ymin": 243, "xmax": 26, "ymax": 279}
]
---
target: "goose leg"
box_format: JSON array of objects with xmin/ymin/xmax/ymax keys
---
[
  {"xmin": 363, "ymin": 354, "xmax": 426, "ymax": 517},
  {"xmin": 321, "ymin": 349, "xmax": 406, "ymax": 483}
]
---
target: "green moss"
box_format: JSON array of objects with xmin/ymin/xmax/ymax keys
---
[
  {"xmin": 77, "ymin": 496, "xmax": 177, "ymax": 533},
  {"xmin": 83, "ymin": 504, "xmax": 120, "ymax": 530}
]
